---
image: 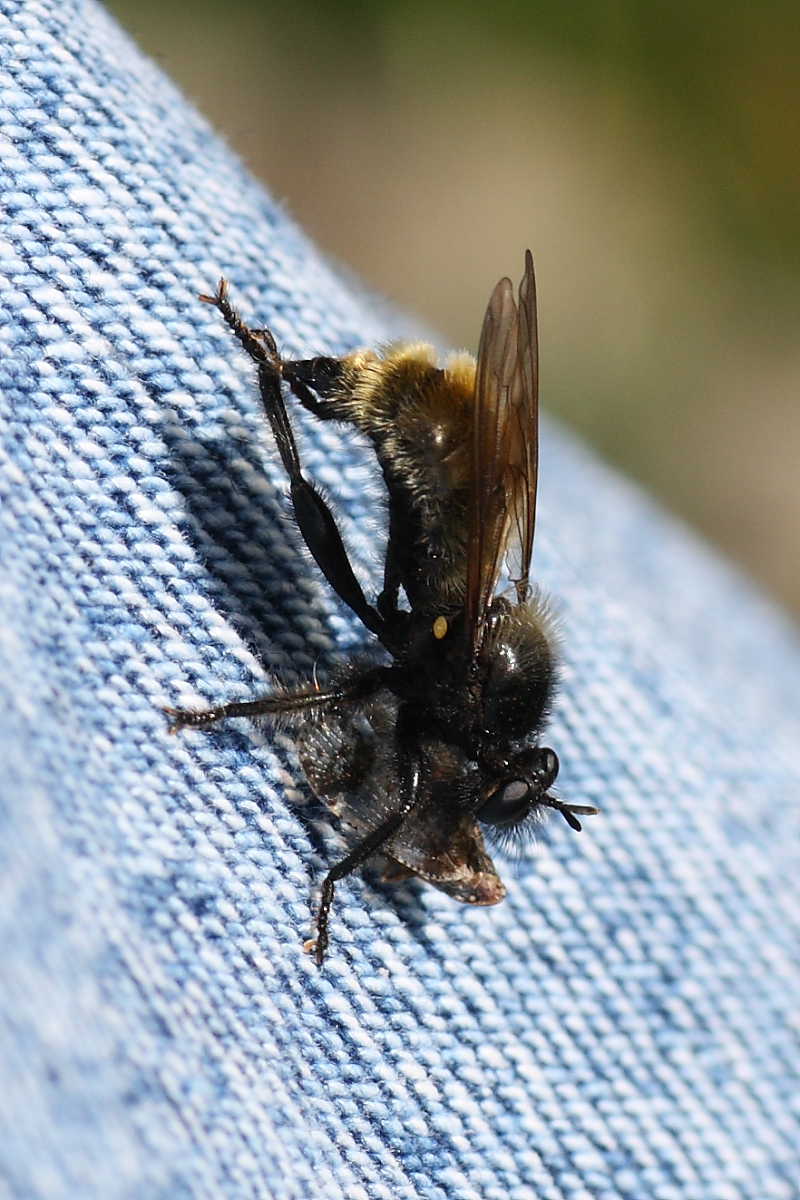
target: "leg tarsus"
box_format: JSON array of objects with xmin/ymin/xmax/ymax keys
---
[
  {"xmin": 164, "ymin": 670, "xmax": 389, "ymax": 735},
  {"xmin": 312, "ymin": 713, "xmax": 423, "ymax": 965},
  {"xmin": 200, "ymin": 278, "xmax": 280, "ymax": 368},
  {"xmin": 163, "ymin": 698, "xmax": 292, "ymax": 734},
  {"xmin": 164, "ymin": 698, "xmax": 298, "ymax": 734}
]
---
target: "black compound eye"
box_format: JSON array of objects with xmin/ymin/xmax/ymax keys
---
[
  {"xmin": 478, "ymin": 778, "xmax": 532, "ymax": 826},
  {"xmin": 539, "ymin": 748, "xmax": 559, "ymax": 789}
]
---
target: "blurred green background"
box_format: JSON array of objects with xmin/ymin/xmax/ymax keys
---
[{"xmin": 109, "ymin": 0, "xmax": 800, "ymax": 616}]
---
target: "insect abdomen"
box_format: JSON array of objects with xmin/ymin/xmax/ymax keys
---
[{"xmin": 338, "ymin": 346, "xmax": 477, "ymax": 608}]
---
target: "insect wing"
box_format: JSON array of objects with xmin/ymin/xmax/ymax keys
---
[
  {"xmin": 508, "ymin": 249, "xmax": 539, "ymax": 600},
  {"xmin": 465, "ymin": 251, "xmax": 540, "ymax": 656},
  {"xmin": 386, "ymin": 785, "xmax": 505, "ymax": 905}
]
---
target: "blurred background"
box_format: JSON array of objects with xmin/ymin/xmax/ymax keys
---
[{"xmin": 108, "ymin": 0, "xmax": 800, "ymax": 617}]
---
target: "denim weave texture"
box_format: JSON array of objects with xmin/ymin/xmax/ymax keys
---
[{"xmin": 1, "ymin": 2, "xmax": 799, "ymax": 1198}]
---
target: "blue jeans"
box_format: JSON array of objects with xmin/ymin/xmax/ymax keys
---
[{"xmin": 1, "ymin": 2, "xmax": 798, "ymax": 1196}]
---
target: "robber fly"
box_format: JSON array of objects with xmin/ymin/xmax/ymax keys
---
[{"xmin": 166, "ymin": 251, "xmax": 596, "ymax": 963}]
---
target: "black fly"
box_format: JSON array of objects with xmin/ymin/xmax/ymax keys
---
[{"xmin": 166, "ymin": 252, "xmax": 596, "ymax": 963}]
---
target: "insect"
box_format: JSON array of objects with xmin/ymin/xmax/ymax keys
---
[{"xmin": 166, "ymin": 251, "xmax": 596, "ymax": 963}]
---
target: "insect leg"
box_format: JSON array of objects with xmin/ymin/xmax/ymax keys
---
[
  {"xmin": 164, "ymin": 668, "xmax": 389, "ymax": 733},
  {"xmin": 312, "ymin": 708, "xmax": 423, "ymax": 965},
  {"xmin": 281, "ymin": 358, "xmax": 346, "ymax": 419},
  {"xmin": 282, "ymin": 360, "xmax": 406, "ymax": 626},
  {"xmin": 199, "ymin": 278, "xmax": 282, "ymax": 367},
  {"xmin": 261, "ymin": 369, "xmax": 388, "ymax": 639},
  {"xmin": 280, "ymin": 357, "xmax": 407, "ymax": 622},
  {"xmin": 280, "ymin": 361, "xmax": 406, "ymax": 623},
  {"xmin": 201, "ymin": 281, "xmax": 385, "ymax": 641}
]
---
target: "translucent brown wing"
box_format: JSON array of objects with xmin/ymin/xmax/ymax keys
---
[{"xmin": 465, "ymin": 250, "xmax": 539, "ymax": 658}]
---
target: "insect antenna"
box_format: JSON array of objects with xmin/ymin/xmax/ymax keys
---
[{"xmin": 541, "ymin": 795, "xmax": 599, "ymax": 832}]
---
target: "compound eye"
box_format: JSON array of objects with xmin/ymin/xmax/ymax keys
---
[
  {"xmin": 478, "ymin": 778, "xmax": 532, "ymax": 826},
  {"xmin": 540, "ymin": 748, "xmax": 559, "ymax": 790}
]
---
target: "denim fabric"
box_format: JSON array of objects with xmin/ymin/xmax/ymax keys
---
[{"xmin": 1, "ymin": 2, "xmax": 799, "ymax": 1198}]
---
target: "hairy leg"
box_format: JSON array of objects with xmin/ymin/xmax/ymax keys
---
[
  {"xmin": 164, "ymin": 667, "xmax": 389, "ymax": 733},
  {"xmin": 200, "ymin": 280, "xmax": 386, "ymax": 642}
]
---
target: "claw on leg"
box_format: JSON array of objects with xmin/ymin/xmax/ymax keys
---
[
  {"xmin": 199, "ymin": 278, "xmax": 281, "ymax": 369},
  {"xmin": 198, "ymin": 277, "xmax": 227, "ymax": 306},
  {"xmin": 163, "ymin": 705, "xmax": 209, "ymax": 734}
]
